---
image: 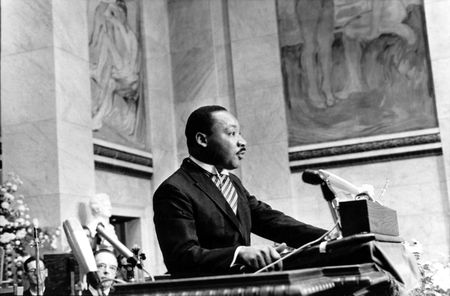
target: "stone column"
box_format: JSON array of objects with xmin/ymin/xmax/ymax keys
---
[
  {"xmin": 141, "ymin": 0, "xmax": 177, "ymax": 274},
  {"xmin": 424, "ymin": 0, "xmax": 450, "ymax": 256},
  {"xmin": 169, "ymin": 0, "xmax": 237, "ymax": 161},
  {"xmin": 228, "ymin": 0, "xmax": 292, "ymax": 206},
  {"xmin": 1, "ymin": 0, "xmax": 95, "ymax": 233},
  {"xmin": 426, "ymin": 0, "xmax": 450, "ymax": 198}
]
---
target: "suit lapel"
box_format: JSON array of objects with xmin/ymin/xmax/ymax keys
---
[
  {"xmin": 230, "ymin": 175, "xmax": 251, "ymax": 245},
  {"xmin": 181, "ymin": 159, "xmax": 247, "ymax": 241}
]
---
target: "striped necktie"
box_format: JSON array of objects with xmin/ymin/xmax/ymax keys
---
[{"xmin": 211, "ymin": 174, "xmax": 238, "ymax": 214}]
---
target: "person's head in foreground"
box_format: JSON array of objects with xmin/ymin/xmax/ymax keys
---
[
  {"xmin": 23, "ymin": 256, "xmax": 48, "ymax": 294},
  {"xmin": 93, "ymin": 249, "xmax": 118, "ymax": 295}
]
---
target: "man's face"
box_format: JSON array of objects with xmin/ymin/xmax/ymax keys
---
[
  {"xmin": 95, "ymin": 252, "xmax": 118, "ymax": 289},
  {"xmin": 25, "ymin": 260, "xmax": 47, "ymax": 286},
  {"xmin": 205, "ymin": 111, "xmax": 247, "ymax": 171}
]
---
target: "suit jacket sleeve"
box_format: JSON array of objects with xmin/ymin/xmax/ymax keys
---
[
  {"xmin": 153, "ymin": 182, "xmax": 238, "ymax": 276},
  {"xmin": 231, "ymin": 175, "xmax": 328, "ymax": 248}
]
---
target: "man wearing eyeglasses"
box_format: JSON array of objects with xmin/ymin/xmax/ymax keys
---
[
  {"xmin": 83, "ymin": 249, "xmax": 118, "ymax": 296},
  {"xmin": 23, "ymin": 256, "xmax": 48, "ymax": 296}
]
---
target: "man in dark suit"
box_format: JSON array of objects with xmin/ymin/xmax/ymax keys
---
[{"xmin": 153, "ymin": 105, "xmax": 327, "ymax": 277}]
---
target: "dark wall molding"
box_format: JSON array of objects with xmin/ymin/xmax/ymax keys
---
[
  {"xmin": 289, "ymin": 132, "xmax": 442, "ymax": 171},
  {"xmin": 94, "ymin": 144, "xmax": 153, "ymax": 167},
  {"xmin": 93, "ymin": 139, "xmax": 153, "ymax": 175}
]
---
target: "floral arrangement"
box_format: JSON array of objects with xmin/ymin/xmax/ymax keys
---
[
  {"xmin": 131, "ymin": 244, "xmax": 147, "ymax": 263},
  {"xmin": 0, "ymin": 173, "xmax": 60, "ymax": 284},
  {"xmin": 410, "ymin": 260, "xmax": 450, "ymax": 296},
  {"xmin": 405, "ymin": 240, "xmax": 450, "ymax": 296},
  {"xmin": 130, "ymin": 245, "xmax": 154, "ymax": 281}
]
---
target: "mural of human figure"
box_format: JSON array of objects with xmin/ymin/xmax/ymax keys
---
[
  {"xmin": 295, "ymin": 0, "xmax": 335, "ymax": 109},
  {"xmin": 279, "ymin": 0, "xmax": 432, "ymax": 146},
  {"xmin": 291, "ymin": 0, "xmax": 420, "ymax": 108},
  {"xmin": 335, "ymin": 0, "xmax": 419, "ymax": 100},
  {"xmin": 89, "ymin": 0, "xmax": 144, "ymax": 140}
]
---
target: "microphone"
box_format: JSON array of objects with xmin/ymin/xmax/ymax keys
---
[
  {"xmin": 318, "ymin": 170, "xmax": 374, "ymax": 200},
  {"xmin": 302, "ymin": 169, "xmax": 325, "ymax": 185},
  {"xmin": 317, "ymin": 170, "xmax": 360, "ymax": 195},
  {"xmin": 96, "ymin": 223, "xmax": 135, "ymax": 259},
  {"xmin": 302, "ymin": 169, "xmax": 374, "ymax": 200},
  {"xmin": 63, "ymin": 219, "xmax": 102, "ymax": 289},
  {"xmin": 302, "ymin": 170, "xmax": 343, "ymax": 232}
]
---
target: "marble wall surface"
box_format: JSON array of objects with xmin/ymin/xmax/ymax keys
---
[
  {"xmin": 228, "ymin": 0, "xmax": 291, "ymax": 205},
  {"xmin": 1, "ymin": 0, "xmax": 96, "ymax": 234},
  {"xmin": 169, "ymin": 0, "xmax": 236, "ymax": 162},
  {"xmin": 141, "ymin": 0, "xmax": 175, "ymax": 274},
  {"xmin": 421, "ymin": 0, "xmax": 450, "ymax": 262}
]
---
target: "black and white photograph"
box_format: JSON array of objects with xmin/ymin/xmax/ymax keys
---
[{"xmin": 1, "ymin": 0, "xmax": 449, "ymax": 295}]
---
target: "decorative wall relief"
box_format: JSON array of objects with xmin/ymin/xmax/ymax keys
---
[
  {"xmin": 88, "ymin": 0, "xmax": 147, "ymax": 150},
  {"xmin": 277, "ymin": 0, "xmax": 437, "ymax": 151}
]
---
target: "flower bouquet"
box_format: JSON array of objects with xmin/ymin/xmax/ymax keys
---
[{"xmin": 0, "ymin": 174, "xmax": 59, "ymax": 286}]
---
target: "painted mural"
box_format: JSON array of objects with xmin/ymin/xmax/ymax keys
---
[
  {"xmin": 88, "ymin": 0, "xmax": 147, "ymax": 149},
  {"xmin": 277, "ymin": 0, "xmax": 437, "ymax": 147}
]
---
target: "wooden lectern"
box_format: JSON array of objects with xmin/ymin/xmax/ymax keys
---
[{"xmin": 113, "ymin": 263, "xmax": 393, "ymax": 296}]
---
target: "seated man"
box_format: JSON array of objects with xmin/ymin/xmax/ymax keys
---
[
  {"xmin": 83, "ymin": 249, "xmax": 118, "ymax": 296},
  {"xmin": 153, "ymin": 105, "xmax": 327, "ymax": 277},
  {"xmin": 23, "ymin": 256, "xmax": 49, "ymax": 296}
]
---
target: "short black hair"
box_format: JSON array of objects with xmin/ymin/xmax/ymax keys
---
[
  {"xmin": 185, "ymin": 105, "xmax": 227, "ymax": 149},
  {"xmin": 23, "ymin": 256, "xmax": 45, "ymax": 273}
]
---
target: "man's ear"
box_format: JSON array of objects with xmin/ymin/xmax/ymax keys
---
[{"xmin": 195, "ymin": 132, "xmax": 208, "ymax": 148}]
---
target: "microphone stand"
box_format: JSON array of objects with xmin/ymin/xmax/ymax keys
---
[
  {"xmin": 319, "ymin": 180, "xmax": 342, "ymax": 233},
  {"xmin": 33, "ymin": 227, "xmax": 41, "ymax": 296}
]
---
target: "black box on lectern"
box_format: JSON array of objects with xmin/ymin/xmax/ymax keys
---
[{"xmin": 339, "ymin": 199, "xmax": 399, "ymax": 237}]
